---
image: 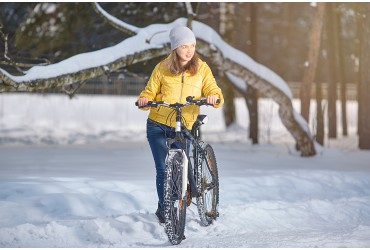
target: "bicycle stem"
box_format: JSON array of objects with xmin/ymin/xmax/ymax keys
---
[{"xmin": 175, "ymin": 106, "xmax": 182, "ymax": 133}]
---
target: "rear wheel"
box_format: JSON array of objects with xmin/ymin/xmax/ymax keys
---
[
  {"xmin": 196, "ymin": 144, "xmax": 219, "ymax": 226},
  {"xmin": 163, "ymin": 149, "xmax": 187, "ymax": 245}
]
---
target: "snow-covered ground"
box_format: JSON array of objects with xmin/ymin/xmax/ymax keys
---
[{"xmin": 0, "ymin": 93, "xmax": 369, "ymax": 247}]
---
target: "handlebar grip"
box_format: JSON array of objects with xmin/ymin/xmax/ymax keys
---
[
  {"xmin": 135, "ymin": 101, "xmax": 150, "ymax": 107},
  {"xmin": 135, "ymin": 100, "xmax": 163, "ymax": 108}
]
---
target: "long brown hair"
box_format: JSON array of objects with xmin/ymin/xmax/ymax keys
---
[{"xmin": 168, "ymin": 51, "xmax": 199, "ymax": 76}]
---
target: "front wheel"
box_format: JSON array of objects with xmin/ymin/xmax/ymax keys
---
[
  {"xmin": 163, "ymin": 149, "xmax": 187, "ymax": 245},
  {"xmin": 196, "ymin": 144, "xmax": 219, "ymax": 226}
]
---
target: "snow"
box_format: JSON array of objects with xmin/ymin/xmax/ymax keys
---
[{"xmin": 1, "ymin": 93, "xmax": 370, "ymax": 247}]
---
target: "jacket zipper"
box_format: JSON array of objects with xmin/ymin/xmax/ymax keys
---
[{"xmin": 180, "ymin": 71, "xmax": 184, "ymax": 102}]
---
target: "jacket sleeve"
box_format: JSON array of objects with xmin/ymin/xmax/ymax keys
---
[
  {"xmin": 201, "ymin": 62, "xmax": 224, "ymax": 108},
  {"xmin": 137, "ymin": 63, "xmax": 162, "ymax": 110}
]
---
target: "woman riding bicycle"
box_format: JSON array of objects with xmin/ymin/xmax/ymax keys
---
[{"xmin": 137, "ymin": 26, "xmax": 224, "ymax": 223}]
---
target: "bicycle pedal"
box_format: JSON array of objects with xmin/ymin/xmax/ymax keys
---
[{"xmin": 206, "ymin": 211, "xmax": 219, "ymax": 219}]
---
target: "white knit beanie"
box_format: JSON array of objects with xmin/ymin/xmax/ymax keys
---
[{"xmin": 169, "ymin": 26, "xmax": 196, "ymax": 51}]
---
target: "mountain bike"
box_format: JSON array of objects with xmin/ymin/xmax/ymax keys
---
[{"xmin": 136, "ymin": 96, "xmax": 220, "ymax": 245}]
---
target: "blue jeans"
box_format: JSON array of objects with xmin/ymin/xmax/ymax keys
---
[{"xmin": 146, "ymin": 119, "xmax": 189, "ymax": 208}]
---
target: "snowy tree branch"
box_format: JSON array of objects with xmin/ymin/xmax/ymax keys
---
[
  {"xmin": 91, "ymin": 3, "xmax": 140, "ymax": 35},
  {"xmin": 196, "ymin": 39, "xmax": 315, "ymax": 156},
  {"xmin": 0, "ymin": 45, "xmax": 169, "ymax": 92}
]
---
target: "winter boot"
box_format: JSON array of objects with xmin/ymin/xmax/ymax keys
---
[{"xmin": 155, "ymin": 203, "xmax": 165, "ymax": 223}]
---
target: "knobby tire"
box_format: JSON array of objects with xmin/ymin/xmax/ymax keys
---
[
  {"xmin": 196, "ymin": 143, "xmax": 219, "ymax": 226},
  {"xmin": 163, "ymin": 150, "xmax": 187, "ymax": 245}
]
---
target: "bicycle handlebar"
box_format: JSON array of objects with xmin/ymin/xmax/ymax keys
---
[{"xmin": 135, "ymin": 96, "xmax": 220, "ymax": 108}]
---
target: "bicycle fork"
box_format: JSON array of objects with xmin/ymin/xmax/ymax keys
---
[{"xmin": 181, "ymin": 150, "xmax": 188, "ymax": 199}]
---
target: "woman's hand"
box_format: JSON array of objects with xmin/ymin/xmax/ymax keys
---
[
  {"xmin": 137, "ymin": 97, "xmax": 148, "ymax": 107},
  {"xmin": 206, "ymin": 95, "xmax": 219, "ymax": 105}
]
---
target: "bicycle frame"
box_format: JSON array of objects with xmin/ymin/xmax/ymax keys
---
[
  {"xmin": 166, "ymin": 105, "xmax": 214, "ymax": 200},
  {"xmin": 166, "ymin": 107, "xmax": 196, "ymax": 198},
  {"xmin": 136, "ymin": 97, "xmax": 219, "ymax": 201}
]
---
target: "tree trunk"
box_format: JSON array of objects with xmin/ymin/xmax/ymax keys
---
[
  {"xmin": 355, "ymin": 3, "xmax": 362, "ymax": 136},
  {"xmin": 219, "ymin": 2, "xmax": 236, "ymax": 127},
  {"xmin": 300, "ymin": 2, "xmax": 325, "ymax": 123},
  {"xmin": 218, "ymin": 73, "xmax": 236, "ymax": 127},
  {"xmin": 358, "ymin": 3, "xmax": 370, "ymax": 149},
  {"xmin": 325, "ymin": 3, "xmax": 338, "ymax": 139},
  {"xmin": 245, "ymin": 88, "xmax": 258, "ymax": 144},
  {"xmin": 245, "ymin": 2, "xmax": 259, "ymax": 144},
  {"xmin": 315, "ymin": 57, "xmax": 325, "ymax": 146},
  {"xmin": 315, "ymin": 82, "xmax": 325, "ymax": 145},
  {"xmin": 335, "ymin": 3, "xmax": 348, "ymax": 137}
]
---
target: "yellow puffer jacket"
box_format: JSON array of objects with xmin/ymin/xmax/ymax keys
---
[{"xmin": 138, "ymin": 57, "xmax": 224, "ymax": 130}]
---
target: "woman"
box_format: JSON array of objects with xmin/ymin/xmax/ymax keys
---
[{"xmin": 137, "ymin": 26, "xmax": 224, "ymax": 223}]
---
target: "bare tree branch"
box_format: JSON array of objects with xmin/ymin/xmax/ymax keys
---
[
  {"xmin": 185, "ymin": 2, "xmax": 199, "ymax": 28},
  {"xmin": 91, "ymin": 3, "xmax": 140, "ymax": 35},
  {"xmin": 61, "ymin": 80, "xmax": 88, "ymax": 99},
  {"xmin": 0, "ymin": 25, "xmax": 51, "ymax": 73},
  {"xmin": 0, "ymin": 58, "xmax": 50, "ymax": 70},
  {"xmin": 1, "ymin": 32, "xmax": 10, "ymax": 60}
]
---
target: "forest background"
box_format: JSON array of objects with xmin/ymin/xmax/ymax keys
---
[{"xmin": 0, "ymin": 2, "xmax": 369, "ymax": 150}]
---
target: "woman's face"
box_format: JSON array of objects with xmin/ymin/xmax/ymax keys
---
[{"xmin": 175, "ymin": 42, "xmax": 196, "ymax": 65}]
